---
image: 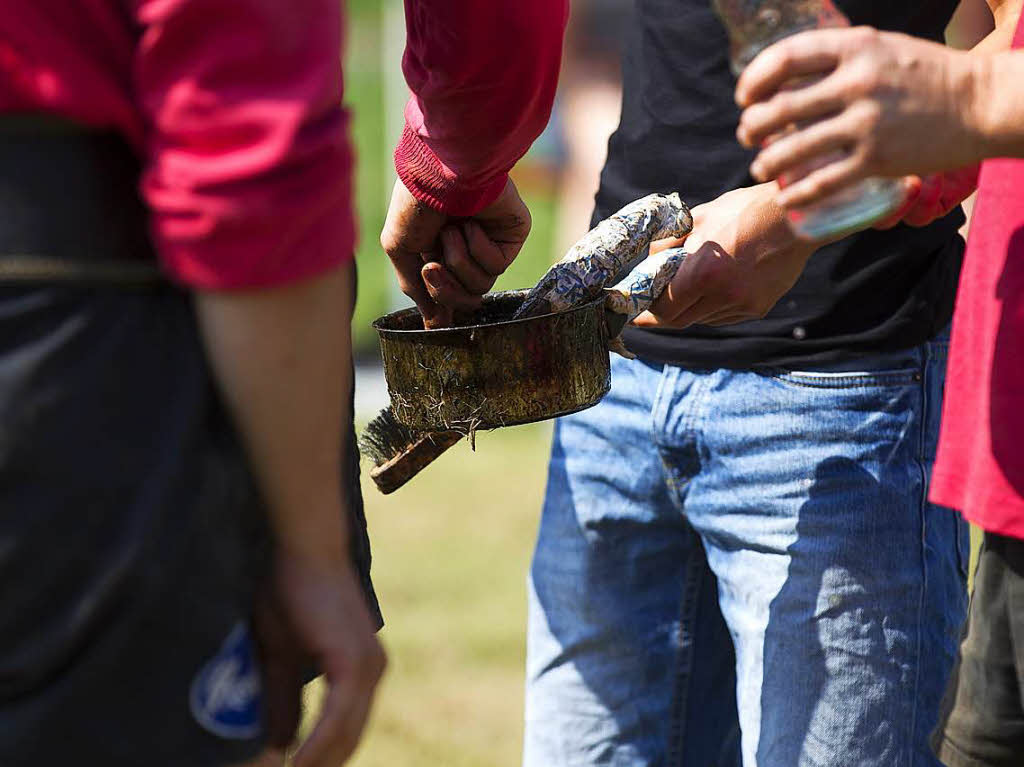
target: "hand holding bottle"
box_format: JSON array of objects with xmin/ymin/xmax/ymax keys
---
[{"xmin": 713, "ymin": 0, "xmax": 905, "ymax": 240}]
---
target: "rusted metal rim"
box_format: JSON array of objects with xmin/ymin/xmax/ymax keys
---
[{"xmin": 372, "ymin": 289, "xmax": 606, "ymax": 335}]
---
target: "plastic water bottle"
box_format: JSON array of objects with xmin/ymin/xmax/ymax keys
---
[{"xmin": 713, "ymin": 0, "xmax": 905, "ymax": 239}]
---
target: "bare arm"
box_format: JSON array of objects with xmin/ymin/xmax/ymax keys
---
[
  {"xmin": 196, "ymin": 266, "xmax": 353, "ymax": 565},
  {"xmin": 947, "ymin": 0, "xmax": 995, "ymax": 49},
  {"xmin": 196, "ymin": 265, "xmax": 384, "ymax": 767},
  {"xmin": 974, "ymin": 0, "xmax": 1024, "ymax": 157}
]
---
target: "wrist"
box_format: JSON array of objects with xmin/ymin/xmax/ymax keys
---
[
  {"xmin": 962, "ymin": 52, "xmax": 1001, "ymax": 162},
  {"xmin": 269, "ymin": 486, "xmax": 351, "ymax": 569},
  {"xmin": 394, "ymin": 124, "xmax": 509, "ymax": 217},
  {"xmin": 276, "ymin": 522, "xmax": 349, "ymax": 569}
]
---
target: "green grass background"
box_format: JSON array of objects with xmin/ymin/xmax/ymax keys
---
[{"xmin": 340, "ymin": 423, "xmax": 553, "ymax": 767}]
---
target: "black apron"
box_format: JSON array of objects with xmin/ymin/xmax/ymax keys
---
[{"xmin": 0, "ymin": 117, "xmax": 379, "ymax": 766}]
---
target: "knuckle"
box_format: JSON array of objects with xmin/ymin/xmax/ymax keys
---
[
  {"xmin": 852, "ymin": 25, "xmax": 878, "ymax": 44},
  {"xmin": 759, "ymin": 146, "xmax": 782, "ymax": 174},
  {"xmin": 857, "ymin": 99, "xmax": 882, "ymax": 128},
  {"xmin": 852, "ymin": 65, "xmax": 881, "ymax": 95},
  {"xmin": 837, "ymin": 64, "xmax": 864, "ymax": 95},
  {"xmin": 519, "ymin": 206, "xmax": 533, "ymax": 233},
  {"xmin": 379, "ymin": 231, "xmax": 398, "ymax": 256},
  {"xmin": 771, "ymin": 48, "xmax": 794, "ymax": 76},
  {"xmin": 761, "ymin": 101, "xmax": 787, "ymax": 129},
  {"xmin": 805, "ymin": 176, "xmax": 828, "ymax": 198}
]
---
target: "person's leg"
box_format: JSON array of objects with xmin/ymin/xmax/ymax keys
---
[
  {"xmin": 675, "ymin": 333, "xmax": 968, "ymax": 766},
  {"xmin": 525, "ymin": 355, "xmax": 741, "ymax": 767},
  {"xmin": 932, "ymin": 532, "xmax": 1024, "ymax": 767}
]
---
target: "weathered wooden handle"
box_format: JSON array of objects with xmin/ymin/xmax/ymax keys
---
[{"xmin": 368, "ymin": 430, "xmax": 462, "ymax": 495}]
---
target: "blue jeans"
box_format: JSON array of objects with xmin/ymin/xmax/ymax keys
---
[{"xmin": 525, "ymin": 334, "xmax": 969, "ymax": 767}]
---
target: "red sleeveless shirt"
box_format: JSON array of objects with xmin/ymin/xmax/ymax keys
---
[{"xmin": 930, "ymin": 9, "xmax": 1024, "ymax": 540}]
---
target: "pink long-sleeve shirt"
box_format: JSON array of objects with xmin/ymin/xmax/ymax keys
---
[{"xmin": 0, "ymin": 1, "xmax": 566, "ymax": 288}]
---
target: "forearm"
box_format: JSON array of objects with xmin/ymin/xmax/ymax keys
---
[
  {"xmin": 397, "ymin": 0, "xmax": 568, "ymax": 215},
  {"xmin": 987, "ymin": 0, "xmax": 1024, "ymax": 41},
  {"xmin": 958, "ymin": 0, "xmax": 1024, "ymax": 157},
  {"xmin": 195, "ymin": 263, "xmax": 354, "ymax": 565},
  {"xmin": 969, "ymin": 50, "xmax": 1024, "ymax": 159}
]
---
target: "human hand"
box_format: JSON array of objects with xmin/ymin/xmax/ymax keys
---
[
  {"xmin": 380, "ymin": 179, "xmax": 531, "ymax": 328},
  {"xmin": 258, "ymin": 549, "xmax": 385, "ymax": 767},
  {"xmin": 734, "ymin": 27, "xmax": 987, "ymax": 212},
  {"xmin": 632, "ymin": 183, "xmax": 817, "ymax": 329}
]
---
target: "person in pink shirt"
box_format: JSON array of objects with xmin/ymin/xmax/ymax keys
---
[
  {"xmin": 735, "ymin": 2, "xmax": 1024, "ymax": 762},
  {"xmin": 0, "ymin": 2, "xmax": 564, "ymax": 766}
]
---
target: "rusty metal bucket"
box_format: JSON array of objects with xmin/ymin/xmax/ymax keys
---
[{"xmin": 373, "ymin": 290, "xmax": 611, "ymax": 432}]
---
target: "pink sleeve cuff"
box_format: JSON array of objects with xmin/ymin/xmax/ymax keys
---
[{"xmin": 394, "ymin": 123, "xmax": 508, "ymax": 217}]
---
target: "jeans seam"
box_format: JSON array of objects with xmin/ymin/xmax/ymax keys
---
[
  {"xmin": 651, "ymin": 365, "xmax": 678, "ymax": 438},
  {"xmin": 688, "ymin": 372, "xmax": 715, "ymax": 437},
  {"xmin": 666, "ymin": 528, "xmax": 704, "ymax": 767},
  {"xmin": 909, "ymin": 342, "xmax": 932, "ymax": 767}
]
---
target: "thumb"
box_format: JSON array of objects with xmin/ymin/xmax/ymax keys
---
[
  {"xmin": 381, "ymin": 180, "xmax": 451, "ymax": 326},
  {"xmin": 382, "ymin": 180, "xmax": 447, "ymax": 253},
  {"xmin": 650, "ymin": 231, "xmax": 691, "ymax": 256}
]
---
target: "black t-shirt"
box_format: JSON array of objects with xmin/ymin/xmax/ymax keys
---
[{"xmin": 600, "ymin": 0, "xmax": 965, "ymax": 370}]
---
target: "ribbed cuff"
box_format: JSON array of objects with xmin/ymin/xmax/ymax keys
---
[{"xmin": 394, "ymin": 123, "xmax": 508, "ymax": 217}]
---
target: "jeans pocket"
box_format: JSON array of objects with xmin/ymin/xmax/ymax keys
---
[{"xmin": 770, "ymin": 368, "xmax": 923, "ymax": 390}]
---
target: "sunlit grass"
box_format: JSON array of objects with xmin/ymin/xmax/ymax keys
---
[{"xmin": 339, "ymin": 422, "xmax": 553, "ymax": 767}]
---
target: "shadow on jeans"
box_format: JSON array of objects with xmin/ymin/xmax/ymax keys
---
[{"xmin": 757, "ymin": 456, "xmax": 908, "ymax": 766}]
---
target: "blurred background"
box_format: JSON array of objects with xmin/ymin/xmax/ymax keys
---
[
  {"xmin": 342, "ymin": 0, "xmax": 630, "ymax": 764},
  {"xmin": 337, "ymin": 0, "xmax": 991, "ymax": 764}
]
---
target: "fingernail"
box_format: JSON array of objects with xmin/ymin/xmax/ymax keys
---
[
  {"xmin": 750, "ymin": 161, "xmax": 765, "ymax": 180},
  {"xmin": 422, "ymin": 268, "xmax": 444, "ymax": 292}
]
